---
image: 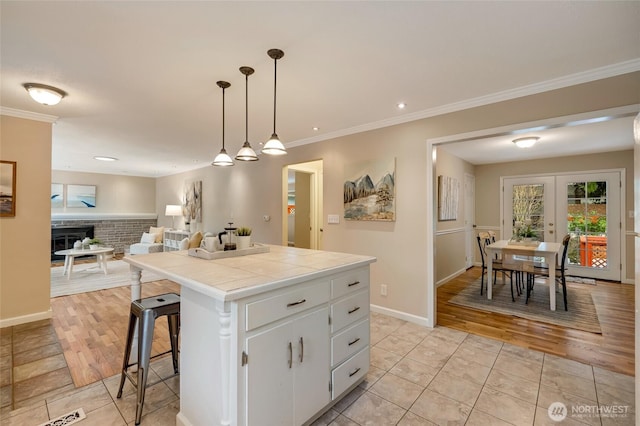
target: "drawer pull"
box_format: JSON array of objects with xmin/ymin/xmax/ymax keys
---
[
  {"xmin": 348, "ymin": 337, "xmax": 360, "ymax": 346},
  {"xmin": 348, "ymin": 367, "xmax": 361, "ymax": 378},
  {"xmin": 287, "ymin": 299, "xmax": 307, "ymax": 308},
  {"xmin": 288, "ymin": 342, "xmax": 292, "ymax": 368},
  {"xmin": 299, "ymin": 337, "xmax": 304, "ymax": 363},
  {"xmin": 347, "ymin": 280, "xmax": 360, "ymax": 287},
  {"xmin": 348, "ymin": 306, "xmax": 360, "ymax": 314}
]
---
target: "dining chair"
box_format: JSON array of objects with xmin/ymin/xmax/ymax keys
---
[
  {"xmin": 530, "ymin": 234, "xmax": 571, "ymax": 310},
  {"xmin": 477, "ymin": 233, "xmax": 517, "ymax": 301}
]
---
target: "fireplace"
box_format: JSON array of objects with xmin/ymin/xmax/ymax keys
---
[{"xmin": 51, "ymin": 226, "xmax": 94, "ymax": 261}]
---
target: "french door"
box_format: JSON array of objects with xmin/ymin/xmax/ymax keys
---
[{"xmin": 504, "ymin": 172, "xmax": 621, "ymax": 281}]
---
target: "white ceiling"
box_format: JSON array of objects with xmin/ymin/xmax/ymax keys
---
[{"xmin": 1, "ymin": 1, "xmax": 639, "ymax": 177}]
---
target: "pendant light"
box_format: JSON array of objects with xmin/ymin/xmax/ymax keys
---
[
  {"xmin": 262, "ymin": 48, "xmax": 287, "ymax": 155},
  {"xmin": 212, "ymin": 81, "xmax": 234, "ymax": 167},
  {"xmin": 235, "ymin": 66, "xmax": 259, "ymax": 161}
]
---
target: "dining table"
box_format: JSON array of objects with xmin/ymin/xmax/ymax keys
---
[{"xmin": 485, "ymin": 239, "xmax": 563, "ymax": 311}]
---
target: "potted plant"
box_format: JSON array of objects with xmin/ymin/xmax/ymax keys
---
[
  {"xmin": 88, "ymin": 238, "xmax": 102, "ymax": 250},
  {"xmin": 236, "ymin": 227, "xmax": 252, "ymax": 250}
]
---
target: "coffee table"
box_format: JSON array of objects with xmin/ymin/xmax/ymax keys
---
[{"xmin": 54, "ymin": 247, "xmax": 115, "ymax": 280}]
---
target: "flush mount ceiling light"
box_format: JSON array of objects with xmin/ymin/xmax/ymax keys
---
[
  {"xmin": 235, "ymin": 66, "xmax": 259, "ymax": 161},
  {"xmin": 23, "ymin": 83, "xmax": 67, "ymax": 106},
  {"xmin": 512, "ymin": 136, "xmax": 539, "ymax": 148},
  {"xmin": 262, "ymin": 48, "xmax": 287, "ymax": 155},
  {"xmin": 212, "ymin": 81, "xmax": 234, "ymax": 167},
  {"xmin": 94, "ymin": 156, "xmax": 118, "ymax": 162}
]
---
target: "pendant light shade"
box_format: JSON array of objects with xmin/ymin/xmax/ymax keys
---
[
  {"xmin": 262, "ymin": 49, "xmax": 287, "ymax": 155},
  {"xmin": 212, "ymin": 81, "xmax": 234, "ymax": 167},
  {"xmin": 235, "ymin": 66, "xmax": 259, "ymax": 161}
]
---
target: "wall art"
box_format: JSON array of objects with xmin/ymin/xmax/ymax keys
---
[
  {"xmin": 67, "ymin": 184, "xmax": 96, "ymax": 208},
  {"xmin": 344, "ymin": 158, "xmax": 395, "ymax": 221},
  {"xmin": 438, "ymin": 175, "xmax": 459, "ymax": 221},
  {"xmin": 0, "ymin": 161, "xmax": 16, "ymax": 217},
  {"xmin": 183, "ymin": 180, "xmax": 202, "ymax": 226},
  {"xmin": 51, "ymin": 183, "xmax": 64, "ymax": 208}
]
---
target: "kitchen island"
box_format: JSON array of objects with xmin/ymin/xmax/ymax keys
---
[{"xmin": 124, "ymin": 245, "xmax": 376, "ymax": 426}]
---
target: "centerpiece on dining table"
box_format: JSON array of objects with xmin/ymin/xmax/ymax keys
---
[{"xmin": 509, "ymin": 219, "xmax": 539, "ymax": 246}]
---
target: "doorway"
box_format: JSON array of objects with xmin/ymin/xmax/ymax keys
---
[
  {"xmin": 503, "ymin": 171, "xmax": 622, "ymax": 281},
  {"xmin": 282, "ymin": 160, "xmax": 323, "ymax": 250}
]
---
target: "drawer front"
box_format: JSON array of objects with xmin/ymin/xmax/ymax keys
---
[
  {"xmin": 245, "ymin": 281, "xmax": 330, "ymax": 331},
  {"xmin": 331, "ymin": 318, "xmax": 369, "ymax": 367},
  {"xmin": 331, "ymin": 347, "xmax": 369, "ymax": 399},
  {"xmin": 331, "ymin": 267, "xmax": 369, "ymax": 299},
  {"xmin": 331, "ymin": 290, "xmax": 369, "ymax": 333}
]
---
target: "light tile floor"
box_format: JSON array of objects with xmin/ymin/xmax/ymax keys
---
[{"xmin": 1, "ymin": 312, "xmax": 635, "ymax": 425}]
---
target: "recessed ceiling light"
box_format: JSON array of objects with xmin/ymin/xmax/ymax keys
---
[
  {"xmin": 312, "ymin": 127, "xmax": 319, "ymax": 131},
  {"xmin": 23, "ymin": 83, "xmax": 67, "ymax": 106},
  {"xmin": 397, "ymin": 102, "xmax": 406, "ymax": 109},
  {"xmin": 94, "ymin": 156, "xmax": 118, "ymax": 162}
]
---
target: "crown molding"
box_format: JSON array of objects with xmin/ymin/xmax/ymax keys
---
[
  {"xmin": 287, "ymin": 59, "xmax": 640, "ymax": 149},
  {"xmin": 0, "ymin": 106, "xmax": 58, "ymax": 123}
]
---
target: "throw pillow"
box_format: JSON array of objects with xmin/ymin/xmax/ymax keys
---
[
  {"xmin": 140, "ymin": 232, "xmax": 158, "ymax": 244},
  {"xmin": 188, "ymin": 231, "xmax": 203, "ymax": 249},
  {"xmin": 179, "ymin": 237, "xmax": 190, "ymax": 250},
  {"xmin": 149, "ymin": 226, "xmax": 165, "ymax": 243}
]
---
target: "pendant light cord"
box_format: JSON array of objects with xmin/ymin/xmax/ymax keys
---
[
  {"xmin": 222, "ymin": 86, "xmax": 226, "ymax": 150},
  {"xmin": 245, "ymin": 73, "xmax": 249, "ymax": 141},
  {"xmin": 273, "ymin": 56, "xmax": 277, "ymax": 134}
]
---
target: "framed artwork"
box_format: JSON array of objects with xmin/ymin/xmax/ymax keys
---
[
  {"xmin": 438, "ymin": 175, "xmax": 459, "ymax": 221},
  {"xmin": 0, "ymin": 161, "xmax": 16, "ymax": 217},
  {"xmin": 344, "ymin": 157, "xmax": 395, "ymax": 221},
  {"xmin": 51, "ymin": 183, "xmax": 64, "ymax": 208},
  {"xmin": 183, "ymin": 180, "xmax": 202, "ymax": 225},
  {"xmin": 67, "ymin": 184, "xmax": 96, "ymax": 208}
]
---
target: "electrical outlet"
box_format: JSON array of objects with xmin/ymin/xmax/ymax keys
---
[{"xmin": 380, "ymin": 284, "xmax": 387, "ymax": 296}]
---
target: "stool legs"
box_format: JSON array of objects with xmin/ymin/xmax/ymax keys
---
[
  {"xmin": 135, "ymin": 310, "xmax": 156, "ymax": 425},
  {"xmin": 168, "ymin": 314, "xmax": 180, "ymax": 374},
  {"xmin": 117, "ymin": 313, "xmax": 137, "ymax": 399}
]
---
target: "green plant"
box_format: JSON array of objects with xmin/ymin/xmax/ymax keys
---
[
  {"xmin": 236, "ymin": 227, "xmax": 252, "ymax": 236},
  {"xmin": 88, "ymin": 238, "xmax": 102, "ymax": 245}
]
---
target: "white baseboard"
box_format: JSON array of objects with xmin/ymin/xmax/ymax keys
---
[
  {"xmin": 0, "ymin": 308, "xmax": 52, "ymax": 328},
  {"xmin": 436, "ymin": 267, "xmax": 468, "ymax": 287},
  {"xmin": 370, "ymin": 304, "xmax": 432, "ymax": 328}
]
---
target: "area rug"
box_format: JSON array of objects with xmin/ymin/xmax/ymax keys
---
[
  {"xmin": 448, "ymin": 277, "xmax": 602, "ymax": 334},
  {"xmin": 51, "ymin": 259, "xmax": 164, "ymax": 298}
]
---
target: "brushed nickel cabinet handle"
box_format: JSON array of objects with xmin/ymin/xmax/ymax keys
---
[
  {"xmin": 287, "ymin": 299, "xmax": 306, "ymax": 308},
  {"xmin": 299, "ymin": 337, "xmax": 304, "ymax": 363},
  {"xmin": 347, "ymin": 281, "xmax": 360, "ymax": 287},
  {"xmin": 349, "ymin": 367, "xmax": 361, "ymax": 377},
  {"xmin": 288, "ymin": 342, "xmax": 292, "ymax": 368},
  {"xmin": 348, "ymin": 337, "xmax": 360, "ymax": 346},
  {"xmin": 348, "ymin": 306, "xmax": 360, "ymax": 314}
]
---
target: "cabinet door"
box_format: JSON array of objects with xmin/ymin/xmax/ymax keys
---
[
  {"xmin": 292, "ymin": 307, "xmax": 330, "ymax": 425},
  {"xmin": 245, "ymin": 321, "xmax": 293, "ymax": 426}
]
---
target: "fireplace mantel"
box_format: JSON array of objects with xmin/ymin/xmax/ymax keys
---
[{"xmin": 52, "ymin": 213, "xmax": 157, "ymax": 221}]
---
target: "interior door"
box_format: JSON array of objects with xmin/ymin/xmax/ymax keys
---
[
  {"xmin": 556, "ymin": 172, "xmax": 621, "ymax": 281},
  {"xmin": 503, "ymin": 176, "xmax": 556, "ymax": 243},
  {"xmin": 464, "ymin": 174, "xmax": 475, "ymax": 268},
  {"xmin": 294, "ymin": 171, "xmax": 312, "ymax": 249}
]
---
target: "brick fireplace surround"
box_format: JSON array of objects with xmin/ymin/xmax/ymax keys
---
[{"xmin": 51, "ymin": 214, "xmax": 157, "ymax": 258}]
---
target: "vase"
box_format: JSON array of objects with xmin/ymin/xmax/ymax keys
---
[{"xmin": 237, "ymin": 236, "xmax": 251, "ymax": 250}]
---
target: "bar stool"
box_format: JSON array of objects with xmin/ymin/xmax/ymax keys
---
[{"xmin": 117, "ymin": 293, "xmax": 180, "ymax": 425}]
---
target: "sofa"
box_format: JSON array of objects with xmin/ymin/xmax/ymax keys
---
[{"xmin": 129, "ymin": 226, "xmax": 165, "ymax": 255}]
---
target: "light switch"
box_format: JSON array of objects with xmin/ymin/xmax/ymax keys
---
[{"xmin": 328, "ymin": 214, "xmax": 340, "ymax": 224}]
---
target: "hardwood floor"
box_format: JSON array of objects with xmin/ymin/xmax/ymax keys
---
[{"xmin": 437, "ymin": 267, "xmax": 635, "ymax": 376}]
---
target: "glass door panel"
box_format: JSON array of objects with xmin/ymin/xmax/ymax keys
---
[{"xmin": 503, "ymin": 176, "xmax": 555, "ymax": 243}]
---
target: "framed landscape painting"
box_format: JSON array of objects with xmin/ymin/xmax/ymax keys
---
[
  {"xmin": 344, "ymin": 157, "xmax": 395, "ymax": 221},
  {"xmin": 0, "ymin": 161, "xmax": 16, "ymax": 217},
  {"xmin": 67, "ymin": 184, "xmax": 96, "ymax": 208}
]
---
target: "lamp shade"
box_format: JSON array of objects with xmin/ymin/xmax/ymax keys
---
[
  {"xmin": 23, "ymin": 83, "xmax": 66, "ymax": 105},
  {"xmin": 165, "ymin": 205, "xmax": 182, "ymax": 216},
  {"xmin": 261, "ymin": 133, "xmax": 287, "ymax": 155},
  {"xmin": 212, "ymin": 148, "xmax": 234, "ymax": 166}
]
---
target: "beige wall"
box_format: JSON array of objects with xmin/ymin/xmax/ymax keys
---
[
  {"xmin": 51, "ymin": 170, "xmax": 156, "ymax": 214},
  {"xmin": 155, "ymin": 72, "xmax": 639, "ymax": 323},
  {"xmin": 475, "ymin": 150, "xmax": 636, "ymax": 281},
  {"xmin": 0, "ymin": 115, "xmax": 52, "ymax": 324}
]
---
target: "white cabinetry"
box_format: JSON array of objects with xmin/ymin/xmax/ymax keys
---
[{"xmin": 163, "ymin": 230, "xmax": 190, "ymax": 251}]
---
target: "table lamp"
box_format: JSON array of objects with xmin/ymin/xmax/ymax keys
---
[{"xmin": 165, "ymin": 205, "xmax": 182, "ymax": 230}]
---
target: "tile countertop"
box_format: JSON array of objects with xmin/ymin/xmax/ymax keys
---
[{"xmin": 123, "ymin": 244, "xmax": 376, "ymax": 302}]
